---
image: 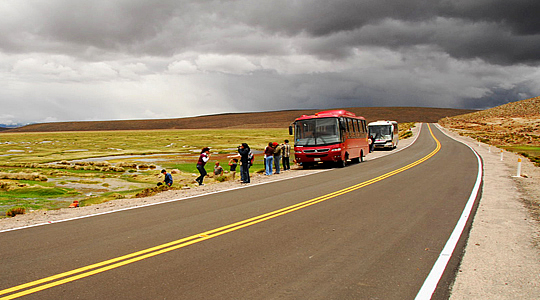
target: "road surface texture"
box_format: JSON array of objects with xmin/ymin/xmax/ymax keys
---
[{"xmin": 2, "ymin": 123, "xmax": 534, "ymax": 299}]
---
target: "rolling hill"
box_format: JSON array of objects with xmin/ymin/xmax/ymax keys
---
[
  {"xmin": 439, "ymin": 96, "xmax": 540, "ymax": 149},
  {"xmin": 3, "ymin": 107, "xmax": 476, "ymax": 133}
]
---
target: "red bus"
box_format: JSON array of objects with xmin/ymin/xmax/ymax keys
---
[{"xmin": 289, "ymin": 110, "xmax": 369, "ymax": 168}]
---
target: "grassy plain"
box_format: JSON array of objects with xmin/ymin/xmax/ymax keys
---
[{"xmin": 0, "ymin": 128, "xmax": 290, "ymax": 216}]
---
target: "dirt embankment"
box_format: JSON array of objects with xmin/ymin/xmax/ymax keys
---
[{"xmin": 4, "ymin": 107, "xmax": 475, "ymax": 133}]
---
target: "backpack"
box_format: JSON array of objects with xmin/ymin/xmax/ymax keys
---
[{"xmin": 248, "ymin": 151, "xmax": 254, "ymax": 166}]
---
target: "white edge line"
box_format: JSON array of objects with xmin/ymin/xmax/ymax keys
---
[
  {"xmin": 0, "ymin": 169, "xmax": 331, "ymax": 233},
  {"xmin": 1, "ymin": 123, "xmax": 424, "ymax": 234},
  {"xmin": 414, "ymin": 124, "xmax": 483, "ymax": 300}
]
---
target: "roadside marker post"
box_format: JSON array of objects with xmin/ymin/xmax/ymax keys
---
[
  {"xmin": 513, "ymin": 158, "xmax": 522, "ymax": 178},
  {"xmin": 488, "ymin": 145, "xmax": 491, "ymax": 153},
  {"xmin": 500, "ymin": 149, "xmax": 504, "ymax": 161}
]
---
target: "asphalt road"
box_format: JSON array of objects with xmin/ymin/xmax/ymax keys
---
[{"xmin": 0, "ymin": 124, "xmax": 481, "ymax": 300}]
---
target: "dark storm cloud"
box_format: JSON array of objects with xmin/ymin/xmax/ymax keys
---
[
  {"xmin": 439, "ymin": 0, "xmax": 540, "ymax": 35},
  {"xmin": 232, "ymin": 0, "xmax": 540, "ymax": 65},
  {"xmin": 1, "ymin": 0, "xmax": 539, "ymax": 125},
  {"xmin": 2, "ymin": 0, "xmax": 538, "ymax": 65}
]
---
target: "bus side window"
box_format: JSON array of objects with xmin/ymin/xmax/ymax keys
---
[{"xmin": 357, "ymin": 120, "xmax": 363, "ymax": 137}]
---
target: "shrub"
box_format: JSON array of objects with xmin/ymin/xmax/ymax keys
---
[
  {"xmin": 118, "ymin": 162, "xmax": 138, "ymax": 169},
  {"xmin": 214, "ymin": 175, "xmax": 227, "ymax": 182},
  {"xmin": 135, "ymin": 185, "xmax": 169, "ymax": 198},
  {"xmin": 400, "ymin": 131, "xmax": 413, "ymax": 139},
  {"xmin": 6, "ymin": 207, "xmax": 26, "ymax": 217},
  {"xmin": 0, "ymin": 172, "xmax": 48, "ymax": 181},
  {"xmin": 0, "ymin": 181, "xmax": 9, "ymax": 190}
]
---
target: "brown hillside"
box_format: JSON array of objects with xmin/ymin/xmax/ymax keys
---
[
  {"xmin": 4, "ymin": 107, "xmax": 476, "ymax": 133},
  {"xmin": 439, "ymin": 96, "xmax": 540, "ymax": 157}
]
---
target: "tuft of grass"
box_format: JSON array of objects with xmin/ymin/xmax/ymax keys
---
[
  {"xmin": 6, "ymin": 206, "xmax": 26, "ymax": 217},
  {"xmin": 214, "ymin": 175, "xmax": 227, "ymax": 182},
  {"xmin": 135, "ymin": 185, "xmax": 171, "ymax": 198}
]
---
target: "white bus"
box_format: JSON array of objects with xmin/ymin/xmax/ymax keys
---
[{"xmin": 368, "ymin": 120, "xmax": 399, "ymax": 149}]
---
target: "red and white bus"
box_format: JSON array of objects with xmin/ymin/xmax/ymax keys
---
[{"xmin": 289, "ymin": 110, "xmax": 369, "ymax": 168}]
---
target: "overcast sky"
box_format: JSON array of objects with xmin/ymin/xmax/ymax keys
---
[{"xmin": 1, "ymin": 0, "xmax": 539, "ymax": 125}]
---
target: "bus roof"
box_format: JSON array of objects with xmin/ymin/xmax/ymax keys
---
[
  {"xmin": 368, "ymin": 120, "xmax": 397, "ymax": 126},
  {"xmin": 294, "ymin": 110, "xmax": 365, "ymax": 122}
]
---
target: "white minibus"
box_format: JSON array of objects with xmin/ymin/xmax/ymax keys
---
[{"xmin": 368, "ymin": 120, "xmax": 399, "ymax": 149}]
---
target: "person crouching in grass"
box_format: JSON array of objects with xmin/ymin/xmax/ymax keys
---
[{"xmin": 158, "ymin": 169, "xmax": 173, "ymax": 187}]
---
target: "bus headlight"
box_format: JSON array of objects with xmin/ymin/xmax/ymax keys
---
[
  {"xmin": 295, "ymin": 150, "xmax": 303, "ymax": 154},
  {"xmin": 331, "ymin": 148, "xmax": 341, "ymax": 152}
]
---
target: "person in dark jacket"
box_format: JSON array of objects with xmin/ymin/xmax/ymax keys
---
[
  {"xmin": 264, "ymin": 142, "xmax": 275, "ymax": 175},
  {"xmin": 238, "ymin": 143, "xmax": 251, "ymax": 183},
  {"xmin": 272, "ymin": 142, "xmax": 282, "ymax": 174},
  {"xmin": 196, "ymin": 147, "xmax": 210, "ymax": 185}
]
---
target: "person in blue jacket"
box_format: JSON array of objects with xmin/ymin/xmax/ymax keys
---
[{"xmin": 159, "ymin": 169, "xmax": 173, "ymax": 187}]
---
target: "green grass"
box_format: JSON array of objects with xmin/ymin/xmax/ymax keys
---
[
  {"xmin": 0, "ymin": 186, "xmax": 79, "ymax": 199},
  {"xmin": 501, "ymin": 145, "xmax": 540, "ymax": 156},
  {"xmin": 502, "ymin": 145, "xmax": 540, "ymax": 166},
  {"xmin": 0, "ymin": 128, "xmax": 291, "ymax": 215}
]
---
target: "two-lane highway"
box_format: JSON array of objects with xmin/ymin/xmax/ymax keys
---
[{"xmin": 0, "ymin": 124, "xmax": 481, "ymax": 299}]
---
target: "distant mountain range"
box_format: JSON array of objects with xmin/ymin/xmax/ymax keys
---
[
  {"xmin": 1, "ymin": 107, "xmax": 477, "ymax": 133},
  {"xmin": 0, "ymin": 125, "xmax": 20, "ymax": 131}
]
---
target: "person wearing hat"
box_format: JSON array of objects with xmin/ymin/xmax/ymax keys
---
[
  {"xmin": 159, "ymin": 169, "xmax": 173, "ymax": 187},
  {"xmin": 196, "ymin": 147, "xmax": 211, "ymax": 185}
]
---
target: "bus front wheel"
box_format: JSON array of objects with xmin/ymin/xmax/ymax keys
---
[{"xmin": 336, "ymin": 153, "xmax": 348, "ymax": 168}]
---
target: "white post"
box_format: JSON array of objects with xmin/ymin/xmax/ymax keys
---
[
  {"xmin": 500, "ymin": 149, "xmax": 504, "ymax": 161},
  {"xmin": 488, "ymin": 145, "xmax": 491, "ymax": 153},
  {"xmin": 516, "ymin": 158, "xmax": 522, "ymax": 177}
]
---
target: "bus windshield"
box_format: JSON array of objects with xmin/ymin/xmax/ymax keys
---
[
  {"xmin": 295, "ymin": 118, "xmax": 341, "ymax": 146},
  {"xmin": 369, "ymin": 125, "xmax": 392, "ymax": 139}
]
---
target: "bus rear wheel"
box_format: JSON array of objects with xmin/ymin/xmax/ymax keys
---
[{"xmin": 351, "ymin": 151, "xmax": 363, "ymax": 164}]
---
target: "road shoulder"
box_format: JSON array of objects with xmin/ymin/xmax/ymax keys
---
[{"xmin": 437, "ymin": 125, "xmax": 540, "ymax": 299}]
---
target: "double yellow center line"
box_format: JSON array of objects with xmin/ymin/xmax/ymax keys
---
[{"xmin": 1, "ymin": 124, "xmax": 441, "ymax": 299}]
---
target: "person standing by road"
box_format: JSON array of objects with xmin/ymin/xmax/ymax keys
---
[
  {"xmin": 273, "ymin": 142, "xmax": 282, "ymax": 174},
  {"xmin": 282, "ymin": 139, "xmax": 291, "ymax": 171},
  {"xmin": 264, "ymin": 142, "xmax": 275, "ymax": 175},
  {"xmin": 238, "ymin": 143, "xmax": 251, "ymax": 183},
  {"xmin": 196, "ymin": 147, "xmax": 211, "ymax": 185}
]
